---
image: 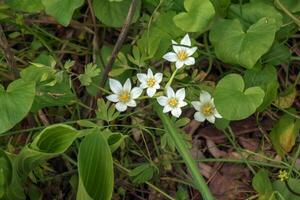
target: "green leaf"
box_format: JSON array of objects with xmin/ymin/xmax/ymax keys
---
[
  {"xmin": 4, "ymin": 0, "xmax": 43, "ymax": 13},
  {"xmin": 79, "ymin": 63, "xmax": 101, "ymax": 86},
  {"xmin": 274, "ymin": 86, "xmax": 297, "ymax": 109},
  {"xmin": 244, "ymin": 64, "xmax": 279, "ymax": 111},
  {"xmin": 129, "ymin": 163, "xmax": 155, "ymax": 184},
  {"xmin": 173, "ymin": 0, "xmax": 215, "ymax": 33},
  {"xmin": 273, "ymin": 179, "xmax": 300, "ymax": 200},
  {"xmin": 229, "ymin": 1, "xmax": 283, "ymax": 29},
  {"xmin": 214, "ymin": 74, "xmax": 265, "ymax": 120},
  {"xmin": 262, "ymin": 42, "xmax": 291, "ymax": 65},
  {"xmin": 0, "ymin": 79, "xmax": 35, "ymax": 134},
  {"xmin": 279, "ymin": 0, "xmax": 300, "ymax": 13},
  {"xmin": 78, "ymin": 128, "xmax": 114, "ymax": 200},
  {"xmin": 93, "ymin": 0, "xmax": 141, "ymax": 28},
  {"xmin": 210, "ymin": 17, "xmax": 278, "ymax": 69},
  {"xmin": 0, "ymin": 149, "xmax": 12, "ymax": 198},
  {"xmin": 252, "ymin": 169, "xmax": 274, "ymax": 200},
  {"xmin": 41, "ymin": 0, "xmax": 84, "ymax": 26},
  {"xmin": 270, "ymin": 113, "xmax": 300, "ymax": 156}
]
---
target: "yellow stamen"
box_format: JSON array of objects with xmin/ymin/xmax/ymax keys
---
[
  {"xmin": 201, "ymin": 103, "xmax": 214, "ymax": 116},
  {"xmin": 119, "ymin": 91, "xmax": 130, "ymax": 103},
  {"xmin": 278, "ymin": 170, "xmax": 289, "ymax": 182},
  {"xmin": 177, "ymin": 50, "xmax": 188, "ymax": 61},
  {"xmin": 146, "ymin": 78, "xmax": 156, "ymax": 87},
  {"xmin": 168, "ymin": 98, "xmax": 178, "ymax": 108}
]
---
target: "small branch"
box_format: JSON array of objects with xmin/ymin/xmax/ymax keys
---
[
  {"xmin": 0, "ymin": 25, "xmax": 19, "ymax": 78},
  {"xmin": 97, "ymin": 0, "xmax": 138, "ymax": 98}
]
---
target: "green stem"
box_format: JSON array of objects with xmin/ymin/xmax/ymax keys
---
[
  {"xmin": 275, "ymin": 0, "xmax": 300, "ymax": 27},
  {"xmin": 153, "ymin": 101, "xmax": 215, "ymax": 200},
  {"xmin": 165, "ymin": 68, "xmax": 178, "ymax": 91}
]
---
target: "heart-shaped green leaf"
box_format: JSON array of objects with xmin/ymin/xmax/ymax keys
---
[
  {"xmin": 210, "ymin": 17, "xmax": 278, "ymax": 69},
  {"xmin": 173, "ymin": 0, "xmax": 215, "ymax": 33},
  {"xmin": 78, "ymin": 128, "xmax": 114, "ymax": 200},
  {"xmin": 41, "ymin": 0, "xmax": 84, "ymax": 26},
  {"xmin": 93, "ymin": 0, "xmax": 141, "ymax": 28},
  {"xmin": 0, "ymin": 79, "xmax": 35, "ymax": 134},
  {"xmin": 214, "ymin": 74, "xmax": 265, "ymax": 120}
]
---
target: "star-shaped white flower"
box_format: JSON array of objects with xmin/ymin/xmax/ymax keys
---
[
  {"xmin": 137, "ymin": 69, "xmax": 163, "ymax": 97},
  {"xmin": 107, "ymin": 78, "xmax": 142, "ymax": 112},
  {"xmin": 163, "ymin": 34, "xmax": 197, "ymax": 69},
  {"xmin": 191, "ymin": 91, "xmax": 222, "ymax": 123},
  {"xmin": 157, "ymin": 87, "xmax": 187, "ymax": 118}
]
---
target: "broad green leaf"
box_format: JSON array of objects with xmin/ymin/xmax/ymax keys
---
[
  {"xmin": 210, "ymin": 17, "xmax": 278, "ymax": 69},
  {"xmin": 273, "ymin": 179, "xmax": 300, "ymax": 200},
  {"xmin": 0, "ymin": 79, "xmax": 35, "ymax": 134},
  {"xmin": 270, "ymin": 113, "xmax": 300, "ymax": 156},
  {"xmin": 262, "ymin": 42, "xmax": 291, "ymax": 65},
  {"xmin": 41, "ymin": 0, "xmax": 84, "ymax": 26},
  {"xmin": 79, "ymin": 63, "xmax": 101, "ymax": 86},
  {"xmin": 4, "ymin": 0, "xmax": 43, "ymax": 13},
  {"xmin": 93, "ymin": 0, "xmax": 141, "ymax": 28},
  {"xmin": 214, "ymin": 74, "xmax": 265, "ymax": 120},
  {"xmin": 229, "ymin": 1, "xmax": 283, "ymax": 29},
  {"xmin": 210, "ymin": 0, "xmax": 230, "ymax": 17},
  {"xmin": 252, "ymin": 169, "xmax": 275, "ymax": 200},
  {"xmin": 78, "ymin": 129, "xmax": 114, "ymax": 200},
  {"xmin": 244, "ymin": 65, "xmax": 279, "ymax": 111},
  {"xmin": 173, "ymin": 0, "xmax": 215, "ymax": 33},
  {"xmin": 137, "ymin": 11, "xmax": 184, "ymax": 60},
  {"xmin": 6, "ymin": 124, "xmax": 78, "ymax": 200}
]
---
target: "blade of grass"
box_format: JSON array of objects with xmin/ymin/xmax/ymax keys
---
[{"xmin": 153, "ymin": 101, "xmax": 215, "ymax": 200}]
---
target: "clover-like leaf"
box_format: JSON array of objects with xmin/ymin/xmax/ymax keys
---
[
  {"xmin": 173, "ymin": 0, "xmax": 215, "ymax": 33},
  {"xmin": 214, "ymin": 74, "xmax": 265, "ymax": 120},
  {"xmin": 210, "ymin": 17, "xmax": 278, "ymax": 69},
  {"xmin": 93, "ymin": 0, "xmax": 141, "ymax": 28},
  {"xmin": 0, "ymin": 79, "xmax": 35, "ymax": 134},
  {"xmin": 41, "ymin": 0, "xmax": 84, "ymax": 26}
]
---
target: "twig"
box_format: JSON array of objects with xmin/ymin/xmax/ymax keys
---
[
  {"xmin": 97, "ymin": 0, "xmax": 138, "ymax": 98},
  {"xmin": 0, "ymin": 25, "xmax": 19, "ymax": 78}
]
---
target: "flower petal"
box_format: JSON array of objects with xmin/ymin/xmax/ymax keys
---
[
  {"xmin": 187, "ymin": 47, "xmax": 197, "ymax": 56},
  {"xmin": 154, "ymin": 73, "xmax": 163, "ymax": 83},
  {"xmin": 166, "ymin": 87, "xmax": 175, "ymax": 97},
  {"xmin": 163, "ymin": 105, "xmax": 172, "ymax": 113},
  {"xmin": 157, "ymin": 96, "xmax": 168, "ymax": 106},
  {"xmin": 184, "ymin": 57, "xmax": 195, "ymax": 66},
  {"xmin": 106, "ymin": 94, "xmax": 119, "ymax": 102},
  {"xmin": 171, "ymin": 108, "xmax": 182, "ymax": 118},
  {"xmin": 172, "ymin": 45, "xmax": 182, "ymax": 54},
  {"xmin": 163, "ymin": 52, "xmax": 177, "ymax": 62},
  {"xmin": 137, "ymin": 73, "xmax": 147, "ymax": 83},
  {"xmin": 200, "ymin": 91, "xmax": 211, "ymax": 102},
  {"xmin": 127, "ymin": 99, "xmax": 136, "ymax": 107},
  {"xmin": 147, "ymin": 68, "xmax": 153, "ymax": 77},
  {"xmin": 214, "ymin": 110, "xmax": 222, "ymax": 118},
  {"xmin": 123, "ymin": 79, "xmax": 132, "ymax": 91},
  {"xmin": 191, "ymin": 101, "xmax": 202, "ymax": 110},
  {"xmin": 175, "ymin": 60, "xmax": 185, "ymax": 69},
  {"xmin": 194, "ymin": 112, "xmax": 205, "ymax": 122},
  {"xmin": 153, "ymin": 82, "xmax": 160, "ymax": 89},
  {"xmin": 176, "ymin": 88, "xmax": 185, "ymax": 100},
  {"xmin": 206, "ymin": 115, "xmax": 216, "ymax": 123},
  {"xmin": 178, "ymin": 100, "xmax": 187, "ymax": 108},
  {"xmin": 172, "ymin": 40, "xmax": 178, "ymax": 45},
  {"xmin": 115, "ymin": 102, "xmax": 127, "ymax": 112},
  {"xmin": 131, "ymin": 87, "xmax": 142, "ymax": 99},
  {"xmin": 180, "ymin": 34, "xmax": 191, "ymax": 46},
  {"xmin": 147, "ymin": 87, "xmax": 156, "ymax": 97},
  {"xmin": 109, "ymin": 78, "xmax": 122, "ymax": 94}
]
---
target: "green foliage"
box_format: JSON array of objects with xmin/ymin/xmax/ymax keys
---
[
  {"xmin": 214, "ymin": 74, "xmax": 265, "ymax": 120},
  {"xmin": 210, "ymin": 18, "xmax": 278, "ymax": 69},
  {"xmin": 252, "ymin": 169, "xmax": 275, "ymax": 200},
  {"xmin": 129, "ymin": 163, "xmax": 156, "ymax": 184},
  {"xmin": 270, "ymin": 113, "xmax": 300, "ymax": 156},
  {"xmin": 79, "ymin": 63, "xmax": 101, "ymax": 86},
  {"xmin": 93, "ymin": 0, "xmax": 141, "ymax": 28},
  {"xmin": 173, "ymin": 0, "xmax": 215, "ymax": 33},
  {"xmin": 41, "ymin": 0, "xmax": 84, "ymax": 26},
  {"xmin": 78, "ymin": 128, "xmax": 114, "ymax": 200},
  {"xmin": 96, "ymin": 99, "xmax": 120, "ymax": 122},
  {"xmin": 273, "ymin": 179, "xmax": 300, "ymax": 200},
  {"xmin": 4, "ymin": 0, "xmax": 43, "ymax": 13},
  {"xmin": 0, "ymin": 79, "xmax": 35, "ymax": 134}
]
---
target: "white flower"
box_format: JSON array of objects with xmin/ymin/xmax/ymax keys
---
[
  {"xmin": 163, "ymin": 34, "xmax": 197, "ymax": 69},
  {"xmin": 107, "ymin": 78, "xmax": 142, "ymax": 112},
  {"xmin": 191, "ymin": 91, "xmax": 222, "ymax": 123},
  {"xmin": 137, "ymin": 69, "xmax": 163, "ymax": 97},
  {"xmin": 157, "ymin": 87, "xmax": 187, "ymax": 118}
]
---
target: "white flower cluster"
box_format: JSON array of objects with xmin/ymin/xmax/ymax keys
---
[{"xmin": 106, "ymin": 34, "xmax": 222, "ymax": 123}]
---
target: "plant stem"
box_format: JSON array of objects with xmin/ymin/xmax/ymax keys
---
[
  {"xmin": 275, "ymin": 0, "xmax": 300, "ymax": 27},
  {"xmin": 153, "ymin": 102, "xmax": 215, "ymax": 200},
  {"xmin": 165, "ymin": 68, "xmax": 178, "ymax": 91}
]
